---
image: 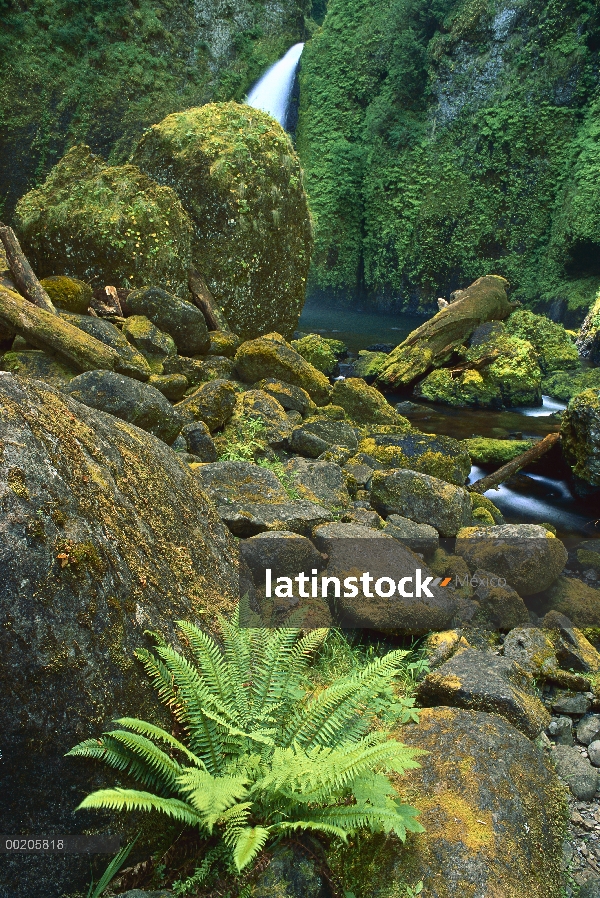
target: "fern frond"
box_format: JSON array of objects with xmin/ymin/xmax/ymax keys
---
[
  {"xmin": 175, "ymin": 621, "xmax": 234, "ymax": 710},
  {"xmin": 231, "ymin": 826, "xmax": 270, "ymax": 871},
  {"xmin": 67, "ymin": 736, "xmax": 170, "ymax": 794},
  {"xmin": 134, "ymin": 648, "xmax": 179, "ymax": 712},
  {"xmin": 76, "ymin": 788, "xmax": 205, "ymax": 827},
  {"xmin": 176, "ymin": 769, "xmax": 249, "ymax": 828},
  {"xmin": 101, "ymin": 730, "xmax": 183, "ymax": 791},
  {"xmin": 271, "ymin": 819, "xmax": 349, "ymax": 840},
  {"xmin": 114, "ymin": 718, "xmax": 206, "ymax": 769}
]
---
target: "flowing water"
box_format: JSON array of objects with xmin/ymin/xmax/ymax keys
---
[{"xmin": 246, "ymin": 43, "xmax": 304, "ymax": 126}]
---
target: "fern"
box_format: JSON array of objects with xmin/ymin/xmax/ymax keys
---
[{"xmin": 67, "ymin": 604, "xmax": 424, "ymax": 874}]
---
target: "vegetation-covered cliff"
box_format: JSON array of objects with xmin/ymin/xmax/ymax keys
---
[
  {"xmin": 0, "ymin": 0, "xmax": 309, "ymax": 217},
  {"xmin": 297, "ymin": 0, "xmax": 600, "ymax": 320}
]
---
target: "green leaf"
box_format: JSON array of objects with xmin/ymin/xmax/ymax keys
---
[{"xmin": 232, "ymin": 826, "xmax": 270, "ymax": 871}]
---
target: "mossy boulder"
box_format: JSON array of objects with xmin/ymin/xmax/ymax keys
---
[
  {"xmin": 207, "ymin": 331, "xmax": 242, "ymax": 358},
  {"xmin": 0, "ymin": 374, "xmax": 236, "ymax": 898},
  {"xmin": 561, "ymin": 388, "xmax": 600, "ymax": 493},
  {"xmin": 193, "ymin": 460, "xmax": 289, "ymax": 506},
  {"xmin": 469, "ymin": 493, "xmax": 504, "ymax": 525},
  {"xmin": 126, "ymin": 286, "xmax": 210, "ymax": 356},
  {"xmin": 462, "ymin": 437, "xmax": 535, "ymax": 464},
  {"xmin": 224, "ymin": 389, "xmax": 293, "ymax": 449},
  {"xmin": 290, "ymin": 333, "xmax": 341, "ymax": 374},
  {"xmin": 147, "ymin": 373, "xmax": 188, "ymax": 402},
  {"xmin": 40, "ymin": 276, "xmax": 92, "ymax": 315},
  {"xmin": 122, "ymin": 315, "xmax": 177, "ymax": 374},
  {"xmin": 64, "ymin": 370, "xmax": 183, "ymax": 444},
  {"xmin": 285, "ymin": 458, "xmax": 351, "ymax": 509},
  {"xmin": 358, "ymin": 431, "xmax": 471, "ymax": 486},
  {"xmin": 234, "ymin": 333, "xmax": 332, "ymax": 406},
  {"xmin": 133, "ymin": 103, "xmax": 312, "ymax": 340},
  {"xmin": 577, "ymin": 289, "xmax": 600, "ymax": 366},
  {"xmin": 541, "ymin": 576, "xmax": 600, "ymax": 627},
  {"xmin": 61, "ymin": 312, "xmax": 152, "ymax": 381},
  {"xmin": 175, "ymin": 379, "xmax": 237, "ymax": 432},
  {"xmin": 0, "ymin": 350, "xmax": 78, "ymax": 387},
  {"xmin": 415, "ymin": 366, "xmax": 503, "ymax": 408},
  {"xmin": 331, "ymin": 377, "xmax": 408, "ymax": 426},
  {"xmin": 543, "ymin": 366, "xmax": 600, "ymax": 402},
  {"xmin": 354, "ymin": 350, "xmax": 389, "ymax": 380},
  {"xmin": 505, "ymin": 309, "xmax": 579, "ymax": 373},
  {"xmin": 330, "ymin": 707, "xmax": 565, "ymax": 898},
  {"xmin": 15, "ymin": 145, "xmax": 193, "ymax": 296},
  {"xmin": 254, "ymin": 378, "xmax": 314, "ymax": 416},
  {"xmin": 370, "ymin": 469, "xmax": 472, "ymax": 537}
]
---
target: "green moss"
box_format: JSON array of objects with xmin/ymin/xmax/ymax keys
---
[
  {"xmin": 7, "ymin": 467, "xmax": 29, "ymax": 500},
  {"xmin": 469, "ymin": 493, "xmax": 504, "ymax": 525},
  {"xmin": 543, "ymin": 365, "xmax": 600, "ymax": 402},
  {"xmin": 40, "ymin": 276, "xmax": 92, "ymax": 315},
  {"xmin": 504, "ymin": 309, "xmax": 578, "ymax": 373},
  {"xmin": 291, "ymin": 333, "xmax": 339, "ymax": 374},
  {"xmin": 462, "ymin": 437, "xmax": 535, "ymax": 464}
]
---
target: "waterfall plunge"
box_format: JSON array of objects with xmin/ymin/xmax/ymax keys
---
[{"xmin": 246, "ymin": 43, "xmax": 304, "ymax": 127}]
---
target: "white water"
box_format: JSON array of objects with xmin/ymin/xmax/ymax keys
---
[
  {"xmin": 516, "ymin": 395, "xmax": 567, "ymax": 417},
  {"xmin": 246, "ymin": 43, "xmax": 304, "ymax": 126}
]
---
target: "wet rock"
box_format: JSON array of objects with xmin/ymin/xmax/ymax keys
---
[
  {"xmin": 554, "ymin": 626, "xmax": 600, "ymax": 674},
  {"xmin": 455, "ymin": 524, "xmax": 567, "ymax": 595},
  {"xmin": 547, "ymin": 716, "xmax": 574, "ymax": 745},
  {"xmin": 416, "ymin": 647, "xmax": 550, "ymax": 738},
  {"xmin": 552, "ymin": 745, "xmax": 599, "ymax": 800},
  {"xmin": 122, "ymin": 315, "xmax": 176, "ymax": 372},
  {"xmin": 357, "ymin": 429, "xmax": 471, "ymax": 486},
  {"xmin": 542, "ymin": 576, "xmax": 600, "ymax": 627},
  {"xmin": 126, "ymin": 285, "xmax": 210, "ymax": 356},
  {"xmin": 577, "ymin": 292, "xmax": 600, "ymax": 367},
  {"xmin": 290, "ymin": 419, "xmax": 359, "ymax": 458},
  {"xmin": 240, "ymin": 531, "xmax": 325, "ymax": 583},
  {"xmin": 383, "ymin": 514, "xmax": 439, "ymax": 556},
  {"xmin": 234, "ymin": 333, "xmax": 332, "ymax": 406},
  {"xmin": 147, "ymin": 373, "xmax": 188, "ymax": 402},
  {"xmin": 422, "ymin": 630, "xmax": 463, "ymax": 669},
  {"xmin": 577, "ymin": 716, "xmax": 600, "ymax": 746},
  {"xmin": 40, "ymin": 275, "xmax": 92, "ymax": 315},
  {"xmin": 175, "ymin": 379, "xmax": 237, "ymax": 431},
  {"xmin": 0, "ymin": 349, "xmax": 78, "ymax": 386},
  {"xmin": 331, "ymin": 377, "xmax": 408, "ymax": 425},
  {"xmin": 254, "ymin": 377, "xmax": 314, "ymax": 416},
  {"xmin": 552, "ymin": 693, "xmax": 591, "ymax": 717},
  {"xmin": 588, "ymin": 741, "xmax": 600, "ymax": 768},
  {"xmin": 285, "ymin": 458, "xmax": 351, "ymax": 510},
  {"xmin": 561, "ymin": 388, "xmax": 600, "ymax": 495},
  {"xmin": 180, "ymin": 421, "xmax": 217, "ymax": 462},
  {"xmin": 64, "ymin": 370, "xmax": 183, "ymax": 444},
  {"xmin": 0, "ymin": 374, "xmax": 236, "ymax": 898},
  {"xmin": 370, "ymin": 469, "xmax": 472, "ymax": 537},
  {"xmin": 218, "ymin": 501, "xmax": 333, "ymax": 538},
  {"xmin": 193, "ymin": 460, "xmax": 288, "ymax": 505},
  {"xmin": 336, "ymin": 707, "xmax": 565, "ymax": 897}
]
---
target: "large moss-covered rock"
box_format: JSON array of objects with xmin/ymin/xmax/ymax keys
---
[
  {"xmin": 370, "ymin": 469, "xmax": 472, "ymax": 536},
  {"xmin": 61, "ymin": 312, "xmax": 152, "ymax": 380},
  {"xmin": 505, "ymin": 309, "xmax": 579, "ymax": 373},
  {"xmin": 358, "ymin": 430, "xmax": 471, "ymax": 485},
  {"xmin": 331, "ymin": 377, "xmax": 408, "ymax": 425},
  {"xmin": 0, "ymin": 350, "xmax": 78, "ymax": 386},
  {"xmin": 561, "ymin": 388, "xmax": 600, "ymax": 493},
  {"xmin": 223, "ymin": 389, "xmax": 293, "ymax": 449},
  {"xmin": 64, "ymin": 370, "xmax": 183, "ymax": 444},
  {"xmin": 15, "ymin": 146, "xmax": 194, "ymax": 296},
  {"xmin": 330, "ymin": 708, "xmax": 565, "ymax": 898},
  {"xmin": 40, "ymin": 275, "xmax": 93, "ymax": 315},
  {"xmin": 541, "ymin": 576, "xmax": 600, "ymax": 627},
  {"xmin": 577, "ymin": 290, "xmax": 600, "ymax": 366},
  {"xmin": 122, "ymin": 315, "xmax": 177, "ymax": 374},
  {"xmin": 175, "ymin": 379, "xmax": 237, "ymax": 431},
  {"xmin": 290, "ymin": 333, "xmax": 342, "ymax": 374},
  {"xmin": 235, "ymin": 333, "xmax": 332, "ymax": 405},
  {"xmin": 126, "ymin": 286, "xmax": 210, "ymax": 356},
  {"xmin": 0, "ymin": 373, "xmax": 236, "ymax": 898},
  {"xmin": 543, "ymin": 365, "xmax": 600, "ymax": 402},
  {"xmin": 462, "ymin": 437, "xmax": 534, "ymax": 464},
  {"xmin": 133, "ymin": 103, "xmax": 312, "ymax": 340}
]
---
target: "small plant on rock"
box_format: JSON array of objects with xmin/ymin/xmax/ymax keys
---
[{"xmin": 67, "ymin": 605, "xmax": 424, "ymax": 876}]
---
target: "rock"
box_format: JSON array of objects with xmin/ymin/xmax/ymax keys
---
[
  {"xmin": 291, "ymin": 419, "xmax": 359, "ymax": 458},
  {"xmin": 370, "ymin": 469, "xmax": 472, "ymax": 537},
  {"xmin": 291, "ymin": 333, "xmax": 340, "ymax": 374},
  {"xmin": 235, "ymin": 333, "xmax": 332, "ymax": 406},
  {"xmin": 312, "ymin": 523, "xmax": 459, "ymax": 633},
  {"xmin": 577, "ymin": 715, "xmax": 600, "ymax": 746},
  {"xmin": 335, "ymin": 707, "xmax": 565, "ymax": 897},
  {"xmin": 254, "ymin": 377, "xmax": 314, "ymax": 416},
  {"xmin": 505, "ymin": 308, "xmax": 579, "ymax": 374},
  {"xmin": 240, "ymin": 531, "xmax": 325, "ymax": 583},
  {"xmin": 180, "ymin": 421, "xmax": 217, "ymax": 462},
  {"xmin": 547, "ymin": 716, "xmax": 574, "ymax": 745},
  {"xmin": 15, "ymin": 145, "xmax": 193, "ymax": 296},
  {"xmin": 353, "ymin": 350, "xmax": 389, "ymax": 380},
  {"xmin": 202, "ymin": 355, "xmax": 235, "ymax": 381},
  {"xmin": 207, "ymin": 330, "xmax": 242, "ymax": 358},
  {"xmin": 218, "ymin": 500, "xmax": 333, "ymax": 538},
  {"xmin": 541, "ymin": 576, "xmax": 600, "ymax": 627},
  {"xmin": 341, "ymin": 507, "xmax": 384, "ymax": 528},
  {"xmin": 422, "ymin": 630, "xmax": 463, "ymax": 669},
  {"xmin": 126, "ymin": 286, "xmax": 210, "ymax": 356},
  {"xmin": 285, "ymin": 458, "xmax": 351, "ymax": 509},
  {"xmin": 40, "ymin": 275, "xmax": 92, "ymax": 315},
  {"xmin": 502, "ymin": 628, "xmax": 558, "ymax": 675},
  {"xmin": 561, "ymin": 388, "xmax": 600, "ymax": 494},
  {"xmin": 357, "ymin": 430, "xmax": 471, "ymax": 485},
  {"xmin": 331, "ymin": 377, "xmax": 407, "ymax": 425},
  {"xmin": 588, "ymin": 741, "xmax": 600, "ymax": 768},
  {"xmin": 122, "ymin": 315, "xmax": 176, "ymax": 372},
  {"xmin": 469, "ymin": 492, "xmax": 504, "ymax": 525},
  {"xmin": 577, "ymin": 291, "xmax": 600, "ymax": 366},
  {"xmin": 0, "ymin": 374, "xmax": 236, "ymax": 898},
  {"xmin": 64, "ymin": 370, "xmax": 183, "ymax": 444},
  {"xmin": 542, "ymin": 366, "xmax": 600, "ymax": 403},
  {"xmin": 175, "ymin": 379, "xmax": 237, "ymax": 431},
  {"xmin": 416, "ymin": 647, "xmax": 551, "ymax": 738},
  {"xmin": 383, "ymin": 514, "xmax": 439, "ymax": 556},
  {"xmin": 552, "ymin": 692, "xmax": 591, "ymax": 716},
  {"xmin": 471, "ymin": 568, "xmax": 530, "ymax": 631},
  {"xmin": 249, "ymin": 840, "xmax": 331, "ymax": 898},
  {"xmin": 462, "ymin": 437, "xmax": 535, "ymax": 464},
  {"xmin": 61, "ymin": 312, "xmax": 152, "ymax": 380},
  {"xmin": 193, "ymin": 460, "xmax": 288, "ymax": 505},
  {"xmin": 576, "ymin": 540, "xmax": 600, "ymax": 572},
  {"xmin": 376, "ymin": 275, "xmax": 513, "ymax": 388},
  {"xmin": 148, "ymin": 373, "xmax": 188, "ymax": 402},
  {"xmin": 162, "ymin": 354, "xmax": 208, "ymax": 388},
  {"xmin": 455, "ymin": 524, "xmax": 567, "ymax": 595},
  {"xmin": 0, "ymin": 349, "xmax": 78, "ymax": 386},
  {"xmin": 554, "ymin": 626, "xmax": 600, "ymax": 674},
  {"xmin": 227, "ymin": 389, "xmax": 293, "ymax": 448},
  {"xmin": 552, "ymin": 744, "xmax": 599, "ymax": 799},
  {"xmin": 133, "ymin": 103, "xmax": 312, "ymax": 340}
]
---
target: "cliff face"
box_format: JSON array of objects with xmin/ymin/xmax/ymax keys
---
[
  {"xmin": 297, "ymin": 0, "xmax": 600, "ymax": 321},
  {"xmin": 0, "ymin": 0, "xmax": 309, "ymax": 217}
]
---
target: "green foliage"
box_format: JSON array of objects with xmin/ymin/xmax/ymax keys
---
[
  {"xmin": 291, "ymin": 333, "xmax": 339, "ymax": 374},
  {"xmin": 504, "ymin": 309, "xmax": 579, "ymax": 373},
  {"xmin": 86, "ymin": 834, "xmax": 139, "ymax": 898},
  {"xmin": 67, "ymin": 607, "xmax": 424, "ymax": 874},
  {"xmin": 217, "ymin": 415, "xmax": 267, "ymax": 462}
]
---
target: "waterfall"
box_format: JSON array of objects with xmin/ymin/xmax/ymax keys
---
[{"xmin": 246, "ymin": 43, "xmax": 304, "ymax": 127}]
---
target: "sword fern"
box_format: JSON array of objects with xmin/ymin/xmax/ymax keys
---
[{"xmin": 67, "ymin": 606, "xmax": 424, "ymax": 873}]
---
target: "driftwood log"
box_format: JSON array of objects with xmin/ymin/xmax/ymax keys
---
[
  {"xmin": 469, "ymin": 432, "xmax": 561, "ymax": 494},
  {"xmin": 188, "ymin": 266, "xmax": 232, "ymax": 333},
  {"xmin": 376, "ymin": 275, "xmax": 513, "ymax": 389},
  {"xmin": 0, "ymin": 223, "xmax": 56, "ymax": 314}
]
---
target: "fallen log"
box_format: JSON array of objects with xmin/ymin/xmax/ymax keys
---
[
  {"xmin": 0, "ymin": 285, "xmax": 124, "ymax": 373},
  {"xmin": 188, "ymin": 266, "xmax": 232, "ymax": 333},
  {"xmin": 0, "ymin": 222, "xmax": 56, "ymax": 314},
  {"xmin": 468, "ymin": 432, "xmax": 561, "ymax": 494},
  {"xmin": 376, "ymin": 275, "xmax": 513, "ymax": 389}
]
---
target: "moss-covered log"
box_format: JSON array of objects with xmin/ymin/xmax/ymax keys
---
[
  {"xmin": 0, "ymin": 223, "xmax": 55, "ymax": 313},
  {"xmin": 469, "ymin": 433, "xmax": 560, "ymax": 493},
  {"xmin": 376, "ymin": 275, "xmax": 513, "ymax": 389}
]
